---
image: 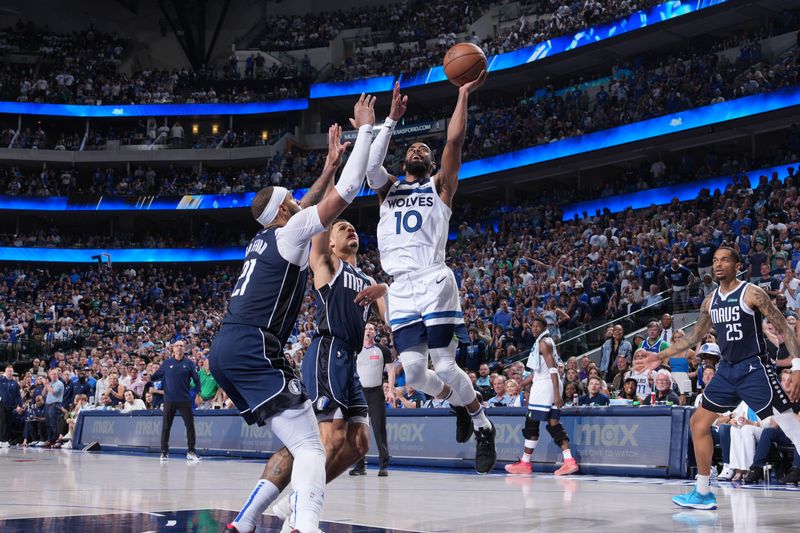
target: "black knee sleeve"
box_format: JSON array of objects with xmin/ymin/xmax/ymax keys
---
[
  {"xmin": 522, "ymin": 415, "xmax": 540, "ymax": 440},
  {"xmin": 546, "ymin": 423, "xmax": 569, "ymax": 447}
]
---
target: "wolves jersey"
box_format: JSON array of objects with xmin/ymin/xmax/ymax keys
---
[
  {"xmin": 377, "ymin": 176, "xmax": 450, "ymax": 276},
  {"xmin": 223, "ymin": 227, "xmax": 308, "ymax": 346},
  {"xmin": 525, "ymin": 330, "xmax": 560, "ymax": 381},
  {"xmin": 315, "ymin": 261, "xmax": 372, "ymax": 350},
  {"xmin": 709, "ymin": 281, "xmax": 766, "ymax": 364}
]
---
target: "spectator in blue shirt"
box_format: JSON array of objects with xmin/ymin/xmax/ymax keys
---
[
  {"xmin": 493, "ymin": 300, "xmax": 512, "ymax": 330},
  {"xmin": 579, "ymin": 377, "xmax": 610, "ymax": 406},
  {"xmin": 151, "ymin": 340, "xmax": 201, "ymax": 462},
  {"xmin": 43, "ymin": 369, "xmax": 66, "ymax": 446}
]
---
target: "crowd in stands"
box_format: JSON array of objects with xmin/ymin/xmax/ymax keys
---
[
  {"xmin": 4, "ymin": 120, "xmax": 288, "ymax": 151},
  {"xmin": 2, "ymin": 160, "xmax": 800, "ymax": 479},
  {"xmin": 0, "ymin": 224, "xmax": 249, "ymax": 249},
  {"xmin": 256, "ymin": 0, "xmax": 490, "ymax": 52},
  {"xmin": 331, "ymin": 0, "xmax": 669, "ymax": 80},
  {"xmin": 0, "ymin": 21, "xmax": 308, "ymax": 106}
]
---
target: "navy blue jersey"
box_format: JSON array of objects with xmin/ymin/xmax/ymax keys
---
[
  {"xmin": 709, "ymin": 282, "xmax": 766, "ymax": 363},
  {"xmin": 224, "ymin": 228, "xmax": 308, "ymax": 345},
  {"xmin": 315, "ymin": 261, "xmax": 372, "ymax": 349}
]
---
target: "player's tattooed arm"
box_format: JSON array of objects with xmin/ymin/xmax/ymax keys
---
[
  {"xmin": 656, "ymin": 294, "xmax": 713, "ymax": 362},
  {"xmin": 750, "ymin": 284, "xmax": 800, "ymax": 401},
  {"xmin": 750, "ymin": 284, "xmax": 800, "ymax": 359},
  {"xmin": 301, "ymin": 124, "xmax": 348, "ymax": 209}
]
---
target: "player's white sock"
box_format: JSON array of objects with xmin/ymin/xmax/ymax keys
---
[
  {"xmin": 562, "ymin": 449, "xmax": 573, "ymax": 461},
  {"xmin": 468, "ymin": 405, "xmax": 491, "ymax": 429},
  {"xmin": 231, "ymin": 479, "xmax": 280, "ymax": 532},
  {"xmin": 518, "ymin": 438, "xmax": 537, "ymax": 463},
  {"xmin": 696, "ymin": 474, "xmax": 711, "ymax": 495}
]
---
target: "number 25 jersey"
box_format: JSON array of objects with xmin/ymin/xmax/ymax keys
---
[
  {"xmin": 377, "ymin": 176, "xmax": 450, "ymax": 277},
  {"xmin": 709, "ymin": 281, "xmax": 766, "ymax": 364}
]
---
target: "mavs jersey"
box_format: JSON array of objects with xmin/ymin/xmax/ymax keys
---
[
  {"xmin": 315, "ymin": 261, "xmax": 372, "ymax": 350},
  {"xmin": 224, "ymin": 228, "xmax": 308, "ymax": 346},
  {"xmin": 377, "ymin": 176, "xmax": 450, "ymax": 276},
  {"xmin": 709, "ymin": 281, "xmax": 765, "ymax": 364}
]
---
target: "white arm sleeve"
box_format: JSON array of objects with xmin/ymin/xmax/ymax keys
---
[
  {"xmin": 366, "ymin": 118, "xmax": 395, "ymax": 189},
  {"xmin": 335, "ymin": 124, "xmax": 373, "ymax": 203},
  {"xmin": 275, "ymin": 205, "xmax": 324, "ymax": 266}
]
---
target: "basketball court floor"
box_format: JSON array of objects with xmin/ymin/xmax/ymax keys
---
[{"xmin": 1, "ymin": 447, "xmax": 797, "ymax": 532}]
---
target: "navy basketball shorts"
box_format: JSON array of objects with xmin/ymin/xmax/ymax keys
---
[
  {"xmin": 701, "ymin": 355, "xmax": 793, "ymax": 419},
  {"xmin": 209, "ymin": 323, "xmax": 306, "ymax": 426},
  {"xmin": 302, "ymin": 335, "xmax": 368, "ymax": 424}
]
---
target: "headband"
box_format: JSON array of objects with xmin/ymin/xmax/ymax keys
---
[{"xmin": 256, "ymin": 186, "xmax": 289, "ymax": 226}]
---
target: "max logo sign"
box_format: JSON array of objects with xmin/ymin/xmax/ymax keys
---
[
  {"xmin": 574, "ymin": 423, "xmax": 639, "ymax": 447},
  {"xmin": 91, "ymin": 420, "xmax": 116, "ymax": 434},
  {"xmin": 387, "ymin": 423, "xmax": 425, "ymax": 442},
  {"xmin": 492, "ymin": 423, "xmax": 523, "ymax": 445}
]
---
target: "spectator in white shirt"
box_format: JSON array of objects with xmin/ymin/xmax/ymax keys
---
[{"xmin": 120, "ymin": 390, "xmax": 146, "ymax": 413}]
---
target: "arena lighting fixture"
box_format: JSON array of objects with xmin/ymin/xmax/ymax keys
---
[
  {"xmin": 211, "ymin": 124, "xmax": 219, "ymax": 134},
  {"xmin": 261, "ymin": 130, "xmax": 268, "ymax": 141},
  {"xmin": 0, "ymin": 247, "xmax": 245, "ymax": 263},
  {"xmin": 0, "ymin": 87, "xmax": 796, "ymax": 213},
  {"xmin": 192, "ymin": 124, "xmax": 199, "ymax": 134},
  {"xmin": 0, "ymin": 99, "xmax": 309, "ymax": 117}
]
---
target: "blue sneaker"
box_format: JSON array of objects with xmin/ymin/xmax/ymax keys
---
[{"xmin": 672, "ymin": 489, "xmax": 717, "ymax": 510}]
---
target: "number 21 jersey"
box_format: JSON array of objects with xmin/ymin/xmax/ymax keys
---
[
  {"xmin": 377, "ymin": 176, "xmax": 450, "ymax": 277},
  {"xmin": 709, "ymin": 281, "xmax": 765, "ymax": 364}
]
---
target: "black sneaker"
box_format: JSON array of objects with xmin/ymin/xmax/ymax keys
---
[
  {"xmin": 349, "ymin": 467, "xmax": 367, "ymax": 476},
  {"xmin": 160, "ymin": 452, "xmax": 169, "ymax": 463},
  {"xmin": 453, "ymin": 405, "xmax": 473, "ymax": 443},
  {"xmin": 742, "ymin": 466, "xmax": 763, "ymax": 484},
  {"xmin": 378, "ymin": 468, "xmax": 388, "ymax": 477},
  {"xmin": 474, "ymin": 423, "xmax": 497, "ymax": 474},
  {"xmin": 778, "ymin": 467, "xmax": 800, "ymax": 485}
]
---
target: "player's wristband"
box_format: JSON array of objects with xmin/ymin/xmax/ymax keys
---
[
  {"xmin": 549, "ymin": 367, "xmax": 559, "ymax": 375},
  {"xmin": 791, "ymin": 358, "xmax": 800, "ymax": 372},
  {"xmin": 383, "ymin": 117, "xmax": 397, "ymax": 130}
]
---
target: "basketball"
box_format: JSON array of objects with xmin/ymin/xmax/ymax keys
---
[{"xmin": 443, "ymin": 42, "xmax": 487, "ymax": 86}]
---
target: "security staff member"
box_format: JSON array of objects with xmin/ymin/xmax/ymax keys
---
[
  {"xmin": 151, "ymin": 341, "xmax": 201, "ymax": 462},
  {"xmin": 0, "ymin": 365, "xmax": 23, "ymax": 445},
  {"xmin": 351, "ymin": 324, "xmax": 394, "ymax": 476}
]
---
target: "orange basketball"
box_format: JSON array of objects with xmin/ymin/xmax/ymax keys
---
[{"xmin": 443, "ymin": 42, "xmax": 487, "ymax": 86}]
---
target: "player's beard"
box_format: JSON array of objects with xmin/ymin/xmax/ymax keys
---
[{"xmin": 405, "ymin": 159, "xmax": 430, "ymax": 177}]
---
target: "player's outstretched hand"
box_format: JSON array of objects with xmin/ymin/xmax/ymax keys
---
[
  {"xmin": 789, "ymin": 367, "xmax": 800, "ymax": 402},
  {"xmin": 460, "ymin": 69, "xmax": 488, "ymax": 95},
  {"xmin": 354, "ymin": 283, "xmax": 387, "ymax": 307},
  {"xmin": 349, "ymin": 93, "xmax": 376, "ymax": 129},
  {"xmin": 388, "ymin": 82, "xmax": 408, "ymax": 121},
  {"xmin": 324, "ymin": 123, "xmax": 350, "ymax": 169}
]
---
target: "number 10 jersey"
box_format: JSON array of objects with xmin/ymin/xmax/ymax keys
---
[
  {"xmin": 377, "ymin": 176, "xmax": 451, "ymax": 277},
  {"xmin": 709, "ymin": 281, "xmax": 766, "ymax": 364}
]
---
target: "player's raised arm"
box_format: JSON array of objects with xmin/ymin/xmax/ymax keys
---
[
  {"xmin": 300, "ymin": 124, "xmax": 350, "ymax": 209},
  {"xmin": 310, "ymin": 124, "xmax": 350, "ymax": 277},
  {"xmin": 437, "ymin": 69, "xmax": 487, "ymax": 207},
  {"xmin": 746, "ymin": 284, "xmax": 800, "ymax": 401},
  {"xmin": 656, "ymin": 294, "xmax": 714, "ymax": 363},
  {"xmin": 366, "ymin": 82, "xmax": 406, "ymax": 201}
]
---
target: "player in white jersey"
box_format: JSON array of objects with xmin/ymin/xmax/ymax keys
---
[
  {"xmin": 365, "ymin": 78, "xmax": 497, "ymax": 473},
  {"xmin": 505, "ymin": 318, "xmax": 579, "ymax": 475}
]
